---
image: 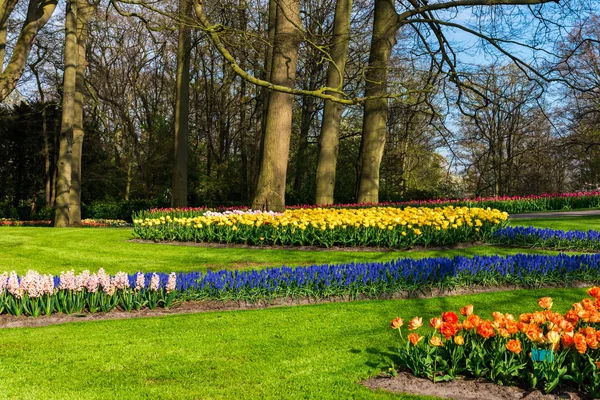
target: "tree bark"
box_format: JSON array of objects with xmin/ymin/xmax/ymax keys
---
[
  {"xmin": 314, "ymin": 0, "xmax": 352, "ymax": 205},
  {"xmin": 251, "ymin": 0, "xmax": 301, "ymax": 211},
  {"xmin": 54, "ymin": 0, "xmax": 77, "ymax": 227},
  {"xmin": 0, "ymin": 19, "xmax": 7, "ymax": 69},
  {"xmin": 69, "ymin": 0, "xmax": 93, "ymax": 226},
  {"xmin": 252, "ymin": 0, "xmax": 278, "ymax": 199},
  {"xmin": 0, "ymin": 0, "xmax": 57, "ymax": 101},
  {"xmin": 171, "ymin": 0, "xmax": 192, "ymax": 208},
  {"xmin": 356, "ymin": 0, "xmax": 398, "ymax": 204}
]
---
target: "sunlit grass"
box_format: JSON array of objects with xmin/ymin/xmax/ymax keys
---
[{"xmin": 0, "ymin": 288, "xmax": 587, "ymax": 400}]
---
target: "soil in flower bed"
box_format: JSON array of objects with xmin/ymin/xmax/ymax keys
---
[{"xmin": 362, "ymin": 372, "xmax": 583, "ymax": 400}]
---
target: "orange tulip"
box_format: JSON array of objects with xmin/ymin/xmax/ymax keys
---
[
  {"xmin": 440, "ymin": 322, "xmax": 460, "ymax": 339},
  {"xmin": 460, "ymin": 305, "xmax": 473, "ymax": 317},
  {"xmin": 506, "ymin": 339, "xmax": 522, "ymax": 354},
  {"xmin": 407, "ymin": 333, "xmax": 423, "ymax": 346},
  {"xmin": 497, "ymin": 328, "xmax": 511, "ymax": 338},
  {"xmin": 407, "ymin": 316, "xmax": 423, "ymax": 331},
  {"xmin": 587, "ymin": 333, "xmax": 599, "ymax": 350},
  {"xmin": 538, "ymin": 297, "xmax": 553, "ymax": 310},
  {"xmin": 462, "ymin": 314, "xmax": 482, "ymax": 330},
  {"xmin": 574, "ymin": 333, "xmax": 587, "ymax": 354},
  {"xmin": 492, "ymin": 312, "xmax": 504, "ymax": 321},
  {"xmin": 546, "ymin": 331, "xmax": 560, "ymax": 345},
  {"xmin": 477, "ymin": 321, "xmax": 495, "ymax": 339},
  {"xmin": 429, "ymin": 336, "xmax": 443, "ymax": 347},
  {"xmin": 454, "ymin": 336, "xmax": 465, "ymax": 346},
  {"xmin": 582, "ymin": 298, "xmax": 597, "ymax": 311},
  {"xmin": 588, "ymin": 287, "xmax": 600, "ymax": 299},
  {"xmin": 506, "ymin": 321, "xmax": 519, "ymax": 335},
  {"xmin": 391, "ymin": 317, "xmax": 404, "ymax": 330},
  {"xmin": 565, "ymin": 309, "xmax": 579, "ymax": 325},
  {"xmin": 429, "ymin": 317, "xmax": 443, "ymax": 330},
  {"xmin": 442, "ymin": 311, "xmax": 459, "ymax": 324},
  {"xmin": 561, "ymin": 332, "xmax": 574, "ymax": 349},
  {"xmin": 532, "ymin": 312, "xmax": 547, "ymax": 324},
  {"xmin": 519, "ymin": 313, "xmax": 531, "ymax": 323}
]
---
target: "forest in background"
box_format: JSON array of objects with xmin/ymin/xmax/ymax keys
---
[{"xmin": 1, "ymin": 0, "xmax": 600, "ymax": 224}]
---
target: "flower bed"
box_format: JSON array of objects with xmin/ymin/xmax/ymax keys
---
[
  {"xmin": 0, "ymin": 269, "xmax": 178, "ymax": 317},
  {"xmin": 0, "ymin": 218, "xmax": 131, "ymax": 227},
  {"xmin": 4, "ymin": 253, "xmax": 600, "ymax": 317},
  {"xmin": 491, "ymin": 226, "xmax": 600, "ymax": 251},
  {"xmin": 389, "ymin": 291, "xmax": 600, "ymax": 396},
  {"xmin": 133, "ymin": 206, "xmax": 508, "ymax": 248},
  {"xmin": 139, "ymin": 191, "xmax": 600, "ymax": 219}
]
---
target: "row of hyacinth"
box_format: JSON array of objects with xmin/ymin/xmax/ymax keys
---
[
  {"xmin": 0, "ymin": 218, "xmax": 131, "ymax": 227},
  {"xmin": 491, "ymin": 226, "xmax": 600, "ymax": 250},
  {"xmin": 0, "ymin": 269, "xmax": 177, "ymax": 317},
  {"xmin": 5, "ymin": 253, "xmax": 600, "ymax": 318},
  {"xmin": 140, "ymin": 191, "xmax": 600, "ymax": 219}
]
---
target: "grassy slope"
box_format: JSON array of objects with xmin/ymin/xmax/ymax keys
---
[
  {"xmin": 0, "ymin": 227, "xmax": 565, "ymax": 275},
  {"xmin": 0, "ymin": 288, "xmax": 588, "ymax": 400}
]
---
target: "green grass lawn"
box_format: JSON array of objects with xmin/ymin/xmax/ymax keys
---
[
  {"xmin": 510, "ymin": 215, "xmax": 600, "ymax": 231},
  {"xmin": 0, "ymin": 212, "xmax": 597, "ymax": 399},
  {"xmin": 0, "ymin": 227, "xmax": 564, "ymax": 275},
  {"xmin": 0, "ymin": 288, "xmax": 588, "ymax": 400}
]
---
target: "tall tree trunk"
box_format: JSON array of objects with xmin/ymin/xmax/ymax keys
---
[
  {"xmin": 69, "ymin": 0, "xmax": 93, "ymax": 226},
  {"xmin": 252, "ymin": 0, "xmax": 278, "ymax": 199},
  {"xmin": 314, "ymin": 0, "xmax": 352, "ymax": 205},
  {"xmin": 356, "ymin": 0, "xmax": 398, "ymax": 204},
  {"xmin": 172, "ymin": 0, "xmax": 192, "ymax": 207},
  {"xmin": 251, "ymin": 0, "xmax": 301, "ymax": 211},
  {"xmin": 54, "ymin": 0, "xmax": 78, "ymax": 227}
]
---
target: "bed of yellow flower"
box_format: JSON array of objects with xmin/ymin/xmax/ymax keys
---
[
  {"xmin": 391, "ymin": 289, "xmax": 600, "ymax": 396},
  {"xmin": 133, "ymin": 206, "xmax": 508, "ymax": 248}
]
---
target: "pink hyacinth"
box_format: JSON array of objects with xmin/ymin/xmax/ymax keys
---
[
  {"xmin": 40, "ymin": 274, "xmax": 54, "ymax": 295},
  {"xmin": 166, "ymin": 272, "xmax": 177, "ymax": 293},
  {"xmin": 75, "ymin": 270, "xmax": 90, "ymax": 292},
  {"xmin": 149, "ymin": 273, "xmax": 160, "ymax": 291},
  {"xmin": 106, "ymin": 283, "xmax": 116, "ymax": 296},
  {"xmin": 97, "ymin": 268, "xmax": 111, "ymax": 294},
  {"xmin": 135, "ymin": 272, "xmax": 145, "ymax": 291},
  {"xmin": 0, "ymin": 272, "xmax": 8, "ymax": 293},
  {"xmin": 58, "ymin": 270, "xmax": 77, "ymax": 291},
  {"xmin": 111, "ymin": 272, "xmax": 130, "ymax": 291},
  {"xmin": 86, "ymin": 273, "xmax": 99, "ymax": 293},
  {"xmin": 7, "ymin": 271, "xmax": 22, "ymax": 298},
  {"xmin": 20, "ymin": 270, "xmax": 42, "ymax": 298}
]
